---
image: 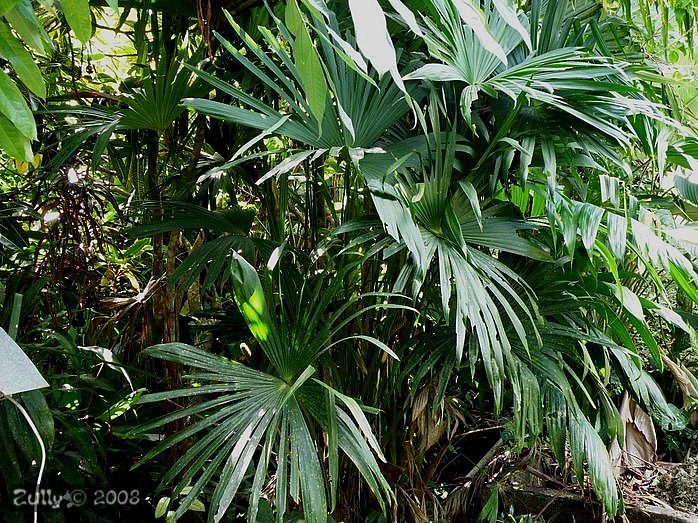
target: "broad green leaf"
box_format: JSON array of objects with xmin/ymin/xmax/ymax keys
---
[
  {"xmin": 656, "ymin": 126, "xmax": 670, "ymax": 177},
  {"xmin": 477, "ymin": 485, "xmax": 499, "ymax": 523},
  {"xmin": 675, "ymin": 172, "xmax": 698, "ymax": 205},
  {"xmin": 141, "ymin": 343, "xmax": 240, "ymax": 375},
  {"xmin": 212, "ymin": 408, "xmax": 276, "ymax": 523},
  {"xmin": 647, "ymin": 302, "xmax": 692, "ymax": 334},
  {"xmin": 228, "ymin": 251, "xmax": 290, "ymax": 379},
  {"xmin": 316, "ymin": 382, "xmax": 385, "ymax": 461},
  {"xmin": 519, "ymin": 137, "xmax": 535, "ymax": 185},
  {"xmin": 18, "ymin": 390, "xmax": 54, "ymax": 449},
  {"xmin": 561, "ymin": 202, "xmax": 578, "ymax": 255},
  {"xmin": 0, "ymin": 69, "xmax": 34, "ymax": 139},
  {"xmin": 298, "ymin": 0, "xmax": 330, "ymax": 19},
  {"xmin": 286, "ymin": 0, "xmax": 328, "ymax": 127},
  {"xmin": 458, "ymin": 213, "xmax": 551, "ymax": 260},
  {"xmin": 155, "ymin": 497, "xmax": 170, "ymax": 518},
  {"xmin": 458, "ymin": 179, "xmax": 482, "ymax": 230},
  {"xmin": 189, "ymin": 499, "xmax": 205, "ymax": 512},
  {"xmin": 670, "ymin": 262, "xmax": 698, "ymax": 304},
  {"xmin": 336, "ymin": 99, "xmax": 355, "ymax": 141},
  {"xmin": 0, "ymin": 0, "xmax": 19, "ymax": 16},
  {"xmin": 578, "ymin": 203, "xmax": 604, "ymax": 252},
  {"xmin": 0, "ymin": 113, "xmax": 32, "ymax": 161},
  {"xmin": 543, "ymin": 384, "xmax": 567, "ymax": 467},
  {"xmin": 624, "ymin": 311, "xmax": 662, "ymax": 371},
  {"xmin": 0, "ymin": 19, "xmax": 45, "ymax": 97},
  {"xmin": 323, "ymin": 25, "xmax": 369, "ymax": 74},
  {"xmin": 460, "ymin": 85, "xmax": 479, "ymax": 128},
  {"xmin": 5, "ymin": 1, "xmax": 51, "ymax": 54},
  {"xmin": 568, "ymin": 413, "xmax": 620, "ymax": 516},
  {"xmin": 541, "ymin": 137, "xmax": 556, "ymax": 178},
  {"xmin": 61, "ymin": 0, "xmax": 92, "ymax": 43},
  {"xmin": 580, "ymin": 418, "xmax": 620, "ymax": 517},
  {"xmin": 599, "ymin": 174, "xmax": 620, "ymax": 207},
  {"xmin": 666, "ymin": 224, "xmax": 698, "ymax": 248},
  {"xmin": 5, "ymin": 403, "xmax": 40, "ymax": 464},
  {"xmin": 257, "ymin": 149, "xmax": 318, "ymax": 185},
  {"xmin": 335, "ymin": 410, "xmax": 393, "ymax": 512},
  {"xmin": 619, "ymin": 285, "xmax": 644, "ymax": 323},
  {"xmin": 230, "ymin": 253, "xmax": 271, "ymax": 344},
  {"xmin": 606, "ymin": 212, "xmax": 627, "ymax": 260},
  {"xmin": 595, "ymin": 240, "xmax": 621, "ymax": 291},
  {"xmin": 288, "ymin": 400, "xmax": 327, "ymax": 523}
]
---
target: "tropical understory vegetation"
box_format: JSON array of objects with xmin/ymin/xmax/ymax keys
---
[{"xmin": 1, "ymin": 0, "xmax": 697, "ymax": 522}]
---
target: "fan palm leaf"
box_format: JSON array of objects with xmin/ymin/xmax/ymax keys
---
[{"xmin": 130, "ymin": 251, "xmax": 412, "ymax": 521}]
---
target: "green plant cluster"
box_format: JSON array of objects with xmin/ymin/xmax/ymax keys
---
[{"xmin": 0, "ymin": 1, "xmax": 697, "ymax": 523}]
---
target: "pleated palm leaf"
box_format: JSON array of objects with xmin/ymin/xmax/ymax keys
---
[
  {"xmin": 509, "ymin": 322, "xmax": 625, "ymax": 516},
  {"xmin": 363, "ymin": 0, "xmax": 698, "ymax": 341},
  {"xmin": 120, "ymin": 53, "xmax": 203, "ymax": 132},
  {"xmin": 44, "ymin": 51, "xmax": 205, "ymax": 176},
  {"xmin": 125, "ymin": 200, "xmax": 269, "ymax": 291},
  {"xmin": 400, "ymin": 0, "xmax": 664, "ymax": 191},
  {"xmin": 130, "ymin": 251, "xmax": 410, "ymax": 522},
  {"xmin": 164, "ymin": 1, "xmax": 698, "ymax": 519},
  {"xmin": 493, "ymin": 198, "xmax": 696, "ymax": 515},
  {"xmin": 366, "ymin": 128, "xmax": 548, "ymax": 403},
  {"xmin": 182, "ymin": 1, "xmax": 422, "ymax": 183},
  {"xmin": 340, "ymin": 13, "xmax": 694, "ymax": 517},
  {"xmin": 501, "ymin": 219, "xmax": 696, "ymax": 513}
]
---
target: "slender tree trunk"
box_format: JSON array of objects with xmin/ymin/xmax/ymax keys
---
[
  {"xmin": 163, "ymin": 230, "xmax": 180, "ymax": 343},
  {"xmin": 146, "ymin": 130, "xmax": 163, "ymax": 346},
  {"xmin": 146, "ymin": 129, "xmax": 185, "ymax": 466}
]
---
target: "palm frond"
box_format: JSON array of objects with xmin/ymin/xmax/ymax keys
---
[{"xmin": 130, "ymin": 251, "xmax": 406, "ymax": 521}]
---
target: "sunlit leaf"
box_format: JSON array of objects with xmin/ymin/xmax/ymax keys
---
[
  {"xmin": 61, "ymin": 0, "xmax": 92, "ymax": 43},
  {"xmin": 452, "ymin": 0, "xmax": 508, "ymax": 65},
  {"xmin": 0, "ymin": 19, "xmax": 45, "ymax": 97},
  {"xmin": 286, "ymin": 0, "xmax": 328, "ymax": 127},
  {"xmin": 348, "ymin": 0, "xmax": 406, "ymax": 92}
]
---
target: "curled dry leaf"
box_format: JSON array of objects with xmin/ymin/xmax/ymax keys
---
[{"xmin": 609, "ymin": 392, "xmax": 657, "ymax": 476}]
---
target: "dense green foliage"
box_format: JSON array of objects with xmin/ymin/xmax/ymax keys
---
[{"xmin": 0, "ymin": 1, "xmax": 697, "ymax": 522}]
